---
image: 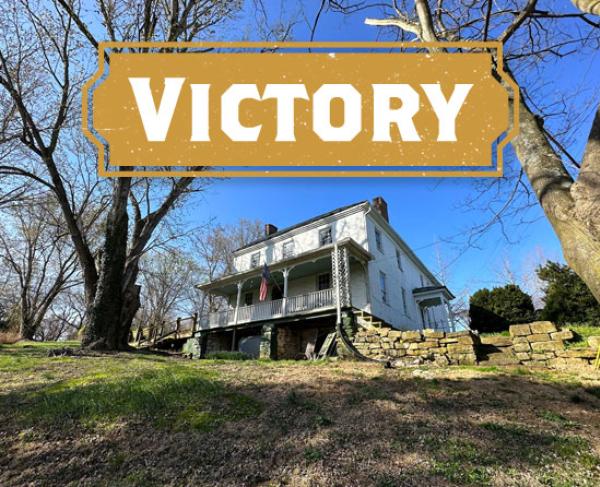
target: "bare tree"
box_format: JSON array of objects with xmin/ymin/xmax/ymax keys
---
[
  {"xmin": 323, "ymin": 0, "xmax": 600, "ymax": 302},
  {"xmin": 137, "ymin": 248, "xmax": 201, "ymax": 329},
  {"xmin": 0, "ymin": 0, "xmax": 283, "ymax": 349},
  {"xmin": 0, "ymin": 196, "xmax": 79, "ymax": 339},
  {"xmin": 190, "ymin": 219, "xmax": 264, "ymax": 312},
  {"xmin": 36, "ymin": 288, "xmax": 86, "ymax": 341}
]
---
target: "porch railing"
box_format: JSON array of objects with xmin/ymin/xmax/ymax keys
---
[
  {"xmin": 199, "ymin": 287, "xmax": 335, "ymax": 330},
  {"xmin": 287, "ymin": 287, "xmax": 333, "ymax": 315}
]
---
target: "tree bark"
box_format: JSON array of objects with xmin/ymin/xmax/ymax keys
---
[
  {"xmin": 512, "ymin": 99, "xmax": 600, "ymax": 302},
  {"xmin": 82, "ymin": 178, "xmax": 132, "ymax": 349},
  {"xmin": 572, "ymin": 0, "xmax": 600, "ymax": 15},
  {"xmin": 571, "ymin": 107, "xmax": 600, "ymax": 242},
  {"xmin": 19, "ymin": 310, "xmax": 35, "ymax": 340}
]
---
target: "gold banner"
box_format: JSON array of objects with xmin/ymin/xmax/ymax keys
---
[{"xmin": 83, "ymin": 42, "xmax": 518, "ymax": 177}]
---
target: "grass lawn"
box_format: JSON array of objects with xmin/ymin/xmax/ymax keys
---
[
  {"xmin": 565, "ymin": 324, "xmax": 600, "ymax": 349},
  {"xmin": 1, "ymin": 342, "xmax": 600, "ymax": 486}
]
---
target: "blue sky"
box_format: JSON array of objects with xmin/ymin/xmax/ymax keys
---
[{"xmin": 185, "ymin": 0, "xmax": 599, "ymax": 299}]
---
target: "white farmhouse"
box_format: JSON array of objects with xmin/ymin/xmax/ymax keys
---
[{"xmin": 196, "ymin": 197, "xmax": 455, "ymax": 359}]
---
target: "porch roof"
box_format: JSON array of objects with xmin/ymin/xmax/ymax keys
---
[
  {"xmin": 196, "ymin": 237, "xmax": 372, "ymax": 293},
  {"xmin": 413, "ymin": 285, "xmax": 455, "ymax": 301}
]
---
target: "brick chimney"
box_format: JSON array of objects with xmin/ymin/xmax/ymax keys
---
[
  {"xmin": 372, "ymin": 196, "xmax": 389, "ymax": 222},
  {"xmin": 265, "ymin": 223, "xmax": 278, "ymax": 236}
]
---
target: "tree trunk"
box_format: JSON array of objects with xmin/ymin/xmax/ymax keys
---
[
  {"xmin": 512, "ymin": 98, "xmax": 600, "ymax": 302},
  {"xmin": 19, "ymin": 293, "xmax": 35, "ymax": 340},
  {"xmin": 572, "ymin": 0, "xmax": 600, "ymax": 15},
  {"xmin": 82, "ymin": 178, "xmax": 132, "ymax": 349},
  {"xmin": 118, "ymin": 283, "xmax": 141, "ymax": 347},
  {"xmin": 19, "ymin": 318, "xmax": 35, "ymax": 340}
]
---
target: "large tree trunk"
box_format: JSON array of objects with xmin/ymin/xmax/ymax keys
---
[
  {"xmin": 82, "ymin": 178, "xmax": 132, "ymax": 350},
  {"xmin": 513, "ymin": 99, "xmax": 600, "ymax": 302},
  {"xmin": 19, "ymin": 315, "xmax": 35, "ymax": 341},
  {"xmin": 572, "ymin": 0, "xmax": 600, "ymax": 15}
]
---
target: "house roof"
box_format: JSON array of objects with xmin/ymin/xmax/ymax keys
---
[{"xmin": 234, "ymin": 200, "xmax": 368, "ymax": 252}]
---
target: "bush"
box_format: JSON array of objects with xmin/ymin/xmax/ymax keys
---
[
  {"xmin": 469, "ymin": 284, "xmax": 535, "ymax": 333},
  {"xmin": 204, "ymin": 351, "xmax": 251, "ymax": 361},
  {"xmin": 0, "ymin": 331, "xmax": 21, "ymax": 345},
  {"xmin": 537, "ymin": 262, "xmax": 600, "ymax": 325}
]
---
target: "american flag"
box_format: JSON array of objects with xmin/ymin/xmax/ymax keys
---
[{"xmin": 259, "ymin": 263, "xmax": 270, "ymax": 301}]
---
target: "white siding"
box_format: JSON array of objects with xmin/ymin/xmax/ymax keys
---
[
  {"xmin": 349, "ymin": 262, "xmax": 369, "ymax": 311},
  {"xmin": 233, "ymin": 208, "xmax": 368, "ymax": 272},
  {"xmin": 225, "ymin": 202, "xmax": 450, "ymax": 331},
  {"xmin": 364, "ymin": 214, "xmax": 439, "ymax": 330}
]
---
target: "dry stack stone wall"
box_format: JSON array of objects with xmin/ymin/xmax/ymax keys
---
[
  {"xmin": 352, "ymin": 328, "xmax": 478, "ymax": 366},
  {"xmin": 350, "ymin": 321, "xmax": 599, "ymax": 369},
  {"xmin": 508, "ymin": 321, "xmax": 596, "ymax": 368}
]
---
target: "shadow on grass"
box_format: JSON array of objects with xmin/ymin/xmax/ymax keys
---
[
  {"xmin": 1, "ymin": 351, "xmax": 600, "ymax": 486},
  {"xmin": 1, "ymin": 366, "xmax": 261, "ymax": 433}
]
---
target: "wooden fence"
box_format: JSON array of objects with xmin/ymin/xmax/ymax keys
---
[{"xmin": 133, "ymin": 313, "xmax": 199, "ymax": 347}]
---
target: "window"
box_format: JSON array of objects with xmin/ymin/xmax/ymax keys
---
[
  {"xmin": 396, "ymin": 249, "xmax": 403, "ymax": 271},
  {"xmin": 244, "ymin": 292, "xmax": 253, "ymax": 306},
  {"xmin": 420, "ymin": 274, "xmax": 425, "ymax": 287},
  {"xmin": 317, "ymin": 273, "xmax": 331, "ymax": 290},
  {"xmin": 250, "ymin": 252, "xmax": 260, "ymax": 268},
  {"xmin": 319, "ymin": 227, "xmax": 332, "ymax": 247},
  {"xmin": 282, "ymin": 240, "xmax": 294, "ymax": 259},
  {"xmin": 375, "ymin": 228, "xmax": 383, "ymax": 252},
  {"xmin": 401, "ymin": 287, "xmax": 408, "ymax": 315},
  {"xmin": 379, "ymin": 271, "xmax": 388, "ymax": 304}
]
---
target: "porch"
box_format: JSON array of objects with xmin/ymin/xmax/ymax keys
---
[
  {"xmin": 201, "ymin": 287, "xmax": 335, "ymax": 330},
  {"xmin": 413, "ymin": 286, "xmax": 456, "ymax": 332},
  {"xmin": 196, "ymin": 238, "xmax": 372, "ymax": 331}
]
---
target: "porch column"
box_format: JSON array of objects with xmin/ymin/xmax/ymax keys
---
[
  {"xmin": 259, "ymin": 323, "xmax": 277, "ymax": 359},
  {"xmin": 233, "ymin": 281, "xmax": 243, "ymax": 325},
  {"xmin": 282, "ymin": 268, "xmax": 290, "ymax": 316},
  {"xmin": 332, "ymin": 244, "xmax": 341, "ymax": 325},
  {"xmin": 445, "ymin": 298, "xmax": 456, "ymax": 332}
]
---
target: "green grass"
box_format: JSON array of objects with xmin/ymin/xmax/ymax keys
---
[
  {"xmin": 204, "ymin": 351, "xmax": 251, "ymax": 360},
  {"xmin": 303, "ymin": 446, "xmax": 324, "ymax": 462},
  {"xmin": 0, "ymin": 343, "xmax": 263, "ymax": 432},
  {"xmin": 564, "ymin": 323, "xmax": 600, "ymax": 349},
  {"xmin": 416, "ymin": 422, "xmax": 600, "ymax": 485},
  {"xmin": 479, "ymin": 421, "xmax": 598, "ymax": 466},
  {"xmin": 479, "ymin": 330, "xmax": 511, "ymax": 337},
  {"xmin": 0, "ymin": 340, "xmax": 80, "ymax": 372},
  {"xmin": 537, "ymin": 409, "xmax": 577, "ymax": 427}
]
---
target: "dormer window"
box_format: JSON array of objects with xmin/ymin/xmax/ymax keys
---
[
  {"xmin": 282, "ymin": 240, "xmax": 294, "ymax": 259},
  {"xmin": 375, "ymin": 228, "xmax": 383, "ymax": 253},
  {"xmin": 250, "ymin": 252, "xmax": 261, "ymax": 268},
  {"xmin": 319, "ymin": 227, "xmax": 332, "ymax": 247}
]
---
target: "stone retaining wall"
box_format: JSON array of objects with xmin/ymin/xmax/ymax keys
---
[
  {"xmin": 350, "ymin": 320, "xmax": 599, "ymax": 369},
  {"xmin": 352, "ymin": 328, "xmax": 478, "ymax": 366},
  {"xmin": 508, "ymin": 321, "xmax": 597, "ymax": 368}
]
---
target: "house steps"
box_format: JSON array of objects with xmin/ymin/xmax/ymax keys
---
[{"xmin": 353, "ymin": 309, "xmax": 386, "ymax": 330}]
